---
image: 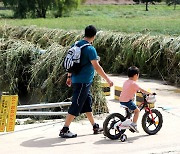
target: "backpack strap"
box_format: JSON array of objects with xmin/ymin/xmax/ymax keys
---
[
  {"xmin": 80, "ymin": 43, "xmax": 91, "ymax": 49},
  {"xmin": 74, "ymin": 41, "xmax": 91, "ymax": 49}
]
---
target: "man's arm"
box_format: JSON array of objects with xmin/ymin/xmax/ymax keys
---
[{"xmin": 91, "ymin": 60, "xmax": 113, "ymax": 87}]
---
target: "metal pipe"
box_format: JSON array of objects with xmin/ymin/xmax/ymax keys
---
[
  {"xmin": 17, "ymin": 111, "xmax": 68, "ymax": 116},
  {"xmin": 17, "ymin": 102, "xmax": 72, "ymax": 111}
]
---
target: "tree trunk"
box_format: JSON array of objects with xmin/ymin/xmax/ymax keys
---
[
  {"xmin": 41, "ymin": 8, "xmax": 46, "ymax": 18},
  {"xmin": 36, "ymin": 0, "xmax": 47, "ymax": 18},
  {"xmin": 174, "ymin": 0, "xmax": 176, "ymax": 10},
  {"xmin": 146, "ymin": 1, "xmax": 148, "ymax": 11}
]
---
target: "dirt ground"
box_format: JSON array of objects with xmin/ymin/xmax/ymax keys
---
[{"xmin": 85, "ymin": 0, "xmax": 135, "ymax": 5}]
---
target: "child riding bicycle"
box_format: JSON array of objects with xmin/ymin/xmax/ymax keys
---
[{"xmin": 119, "ymin": 66, "xmax": 152, "ymax": 132}]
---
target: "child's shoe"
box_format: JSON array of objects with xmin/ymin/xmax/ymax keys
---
[{"xmin": 129, "ymin": 123, "xmax": 139, "ymax": 133}]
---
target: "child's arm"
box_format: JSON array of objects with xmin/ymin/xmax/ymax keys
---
[{"xmin": 139, "ymin": 87, "xmax": 152, "ymax": 95}]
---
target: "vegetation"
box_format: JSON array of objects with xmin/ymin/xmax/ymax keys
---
[
  {"xmin": 0, "ymin": 25, "xmax": 179, "ymax": 86},
  {"xmin": 0, "ymin": 36, "xmax": 108, "ymax": 114},
  {"xmin": 1, "ymin": 0, "xmax": 79, "ymax": 18},
  {"xmin": 133, "ymin": 0, "xmax": 162, "ymax": 11},
  {"xmin": 0, "ymin": 4, "xmax": 179, "ymax": 116},
  {"xmin": 0, "ymin": 5, "xmax": 179, "ymax": 35},
  {"xmin": 166, "ymin": 0, "xmax": 180, "ymax": 9}
]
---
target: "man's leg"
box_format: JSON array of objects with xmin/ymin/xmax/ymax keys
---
[
  {"xmin": 85, "ymin": 112, "xmax": 95, "ymax": 125},
  {"xmin": 59, "ymin": 113, "xmax": 77, "ymax": 138},
  {"xmin": 59, "ymin": 83, "xmax": 82, "ymax": 138},
  {"xmin": 64, "ymin": 114, "xmax": 75, "ymax": 127},
  {"xmin": 86, "ymin": 112, "xmax": 103, "ymax": 134},
  {"xmin": 60, "ymin": 83, "xmax": 91, "ymax": 138}
]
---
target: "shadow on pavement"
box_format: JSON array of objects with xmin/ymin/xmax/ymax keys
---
[
  {"xmin": 20, "ymin": 137, "xmax": 85, "ymax": 147},
  {"xmin": 0, "ymin": 121, "xmax": 61, "ymax": 136},
  {"xmin": 94, "ymin": 134, "xmax": 149, "ymax": 144}
]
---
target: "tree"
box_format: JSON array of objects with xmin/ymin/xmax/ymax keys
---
[
  {"xmin": 133, "ymin": 0, "xmax": 162, "ymax": 11},
  {"xmin": 166, "ymin": 0, "xmax": 180, "ymax": 10},
  {"xmin": 2, "ymin": 0, "xmax": 79, "ymax": 18},
  {"xmin": 53, "ymin": 0, "xmax": 79, "ymax": 18},
  {"xmin": 2, "ymin": 0, "xmax": 29, "ymax": 18}
]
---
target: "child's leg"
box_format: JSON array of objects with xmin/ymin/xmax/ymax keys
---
[
  {"xmin": 130, "ymin": 107, "xmax": 140, "ymax": 133},
  {"xmin": 133, "ymin": 108, "xmax": 140, "ymax": 124}
]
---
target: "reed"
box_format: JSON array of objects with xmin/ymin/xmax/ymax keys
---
[
  {"xmin": 0, "ymin": 25, "xmax": 179, "ymax": 85},
  {"xmin": 0, "ymin": 38, "xmax": 108, "ymax": 114}
]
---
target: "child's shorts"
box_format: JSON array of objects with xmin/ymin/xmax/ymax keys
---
[{"xmin": 120, "ymin": 100, "xmax": 137, "ymax": 110}]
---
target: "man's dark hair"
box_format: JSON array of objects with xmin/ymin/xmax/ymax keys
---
[
  {"xmin": 85, "ymin": 25, "xmax": 97, "ymax": 38},
  {"xmin": 128, "ymin": 66, "xmax": 139, "ymax": 77}
]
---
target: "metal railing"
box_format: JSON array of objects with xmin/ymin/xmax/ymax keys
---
[{"xmin": 17, "ymin": 102, "xmax": 72, "ymax": 116}]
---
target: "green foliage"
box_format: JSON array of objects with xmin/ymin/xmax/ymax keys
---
[
  {"xmin": 80, "ymin": 0, "xmax": 86, "ymax": 4},
  {"xmin": 0, "ymin": 5, "xmax": 179, "ymax": 35},
  {"xmin": 166, "ymin": 0, "xmax": 180, "ymax": 9},
  {"xmin": 53, "ymin": 0, "xmax": 79, "ymax": 17},
  {"xmin": 0, "ymin": 39, "xmax": 39, "ymax": 104},
  {"xmin": 134, "ymin": 0, "xmax": 161, "ymax": 2},
  {"xmin": 2, "ymin": 0, "xmax": 79, "ymax": 18},
  {"xmin": 0, "ymin": 26, "xmax": 179, "ymax": 86},
  {"xmin": 166, "ymin": 0, "xmax": 180, "ymax": 4},
  {"xmin": 0, "ymin": 25, "xmax": 179, "ymax": 115},
  {"xmin": 133, "ymin": 0, "xmax": 162, "ymax": 11},
  {"xmin": 0, "ymin": 31, "xmax": 108, "ymax": 115}
]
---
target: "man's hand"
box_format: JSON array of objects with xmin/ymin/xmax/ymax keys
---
[
  {"xmin": 66, "ymin": 73, "xmax": 72, "ymax": 87},
  {"xmin": 106, "ymin": 78, "xmax": 114, "ymax": 87},
  {"xmin": 66, "ymin": 78, "xmax": 72, "ymax": 87},
  {"xmin": 91, "ymin": 60, "xmax": 114, "ymax": 87}
]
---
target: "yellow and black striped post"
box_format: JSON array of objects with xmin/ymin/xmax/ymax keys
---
[
  {"xmin": 101, "ymin": 82, "xmax": 110, "ymax": 96},
  {"xmin": 0, "ymin": 95, "xmax": 18, "ymax": 132},
  {"xmin": 135, "ymin": 92, "xmax": 155, "ymax": 108},
  {"xmin": 114, "ymin": 86, "xmax": 154, "ymax": 108},
  {"xmin": 114, "ymin": 86, "xmax": 122, "ymax": 100},
  {"xmin": 135, "ymin": 92, "xmax": 144, "ymax": 106}
]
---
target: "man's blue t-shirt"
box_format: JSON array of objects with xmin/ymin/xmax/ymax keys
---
[{"xmin": 71, "ymin": 40, "xmax": 98, "ymax": 83}]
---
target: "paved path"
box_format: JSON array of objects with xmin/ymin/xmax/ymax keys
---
[
  {"xmin": 108, "ymin": 75, "xmax": 180, "ymax": 117},
  {"xmin": 0, "ymin": 76, "xmax": 180, "ymax": 154}
]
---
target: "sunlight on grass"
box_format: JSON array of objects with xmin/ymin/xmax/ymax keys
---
[{"xmin": 0, "ymin": 4, "xmax": 179, "ymax": 35}]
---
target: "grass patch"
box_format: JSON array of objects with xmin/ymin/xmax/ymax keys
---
[{"xmin": 0, "ymin": 4, "xmax": 179, "ymax": 35}]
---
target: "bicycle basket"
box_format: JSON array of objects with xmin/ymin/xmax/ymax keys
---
[{"xmin": 146, "ymin": 95, "xmax": 156, "ymax": 104}]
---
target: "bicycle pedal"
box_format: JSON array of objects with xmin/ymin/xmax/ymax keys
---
[
  {"xmin": 116, "ymin": 126, "xmax": 121, "ymax": 132},
  {"xmin": 129, "ymin": 128, "xmax": 135, "ymax": 133}
]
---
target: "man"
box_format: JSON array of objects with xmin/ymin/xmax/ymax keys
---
[{"xmin": 59, "ymin": 25, "xmax": 113, "ymax": 138}]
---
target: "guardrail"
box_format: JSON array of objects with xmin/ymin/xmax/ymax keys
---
[
  {"xmin": 16, "ymin": 82, "xmax": 110, "ymax": 116},
  {"xmin": 17, "ymin": 102, "xmax": 72, "ymax": 116},
  {"xmin": 16, "ymin": 111, "xmax": 68, "ymax": 116}
]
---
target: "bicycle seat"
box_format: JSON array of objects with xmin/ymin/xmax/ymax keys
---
[{"xmin": 121, "ymin": 105, "xmax": 134, "ymax": 113}]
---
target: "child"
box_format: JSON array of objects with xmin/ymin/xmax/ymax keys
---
[{"xmin": 119, "ymin": 66, "xmax": 152, "ymax": 132}]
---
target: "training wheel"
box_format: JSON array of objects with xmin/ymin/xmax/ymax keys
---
[{"xmin": 120, "ymin": 134, "xmax": 127, "ymax": 142}]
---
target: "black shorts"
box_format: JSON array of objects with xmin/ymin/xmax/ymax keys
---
[{"xmin": 68, "ymin": 83, "xmax": 92, "ymax": 116}]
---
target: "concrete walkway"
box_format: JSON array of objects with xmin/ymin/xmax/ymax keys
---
[{"xmin": 0, "ymin": 76, "xmax": 180, "ymax": 154}]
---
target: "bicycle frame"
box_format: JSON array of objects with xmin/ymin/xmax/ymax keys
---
[
  {"xmin": 103, "ymin": 93, "xmax": 162, "ymax": 140},
  {"xmin": 124, "ymin": 93, "xmax": 156, "ymax": 122}
]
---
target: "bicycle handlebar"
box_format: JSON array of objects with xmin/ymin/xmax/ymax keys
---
[{"xmin": 137, "ymin": 91, "xmax": 156, "ymax": 96}]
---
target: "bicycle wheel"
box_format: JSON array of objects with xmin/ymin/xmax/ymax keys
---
[
  {"xmin": 142, "ymin": 109, "xmax": 163, "ymax": 135},
  {"xmin": 103, "ymin": 113, "xmax": 126, "ymax": 140}
]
